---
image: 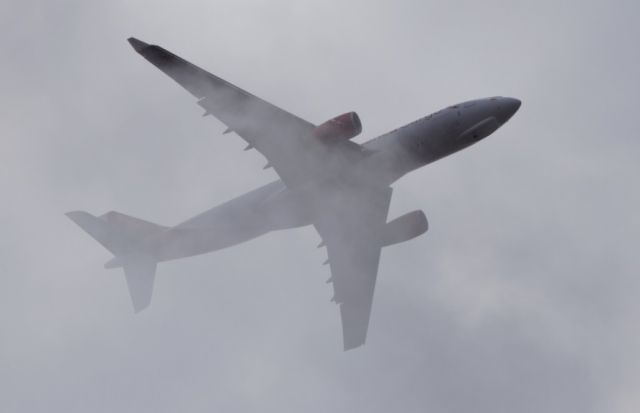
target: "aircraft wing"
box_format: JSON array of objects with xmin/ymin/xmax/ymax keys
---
[
  {"xmin": 314, "ymin": 186, "xmax": 393, "ymax": 350},
  {"xmin": 128, "ymin": 37, "xmax": 363, "ymax": 188}
]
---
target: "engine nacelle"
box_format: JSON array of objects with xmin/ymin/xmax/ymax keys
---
[
  {"xmin": 382, "ymin": 210, "xmax": 428, "ymax": 247},
  {"xmin": 313, "ymin": 112, "xmax": 362, "ymax": 143}
]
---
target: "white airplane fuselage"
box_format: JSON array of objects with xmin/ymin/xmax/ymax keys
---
[
  {"xmin": 147, "ymin": 97, "xmax": 521, "ymax": 262},
  {"xmin": 67, "ymin": 36, "xmax": 523, "ymax": 343}
]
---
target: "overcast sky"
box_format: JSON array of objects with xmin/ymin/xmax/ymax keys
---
[{"xmin": 2, "ymin": 0, "xmax": 640, "ymax": 412}]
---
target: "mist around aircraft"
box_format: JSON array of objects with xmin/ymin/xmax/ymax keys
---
[{"xmin": 68, "ymin": 37, "xmax": 521, "ymax": 350}]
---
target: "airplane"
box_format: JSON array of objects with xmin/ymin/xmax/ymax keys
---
[{"xmin": 67, "ymin": 37, "xmax": 521, "ymax": 350}]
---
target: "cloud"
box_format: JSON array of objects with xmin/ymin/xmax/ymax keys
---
[{"xmin": 1, "ymin": 0, "xmax": 639, "ymax": 412}]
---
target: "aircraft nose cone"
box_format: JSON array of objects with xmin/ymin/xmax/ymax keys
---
[{"xmin": 499, "ymin": 97, "xmax": 521, "ymax": 123}]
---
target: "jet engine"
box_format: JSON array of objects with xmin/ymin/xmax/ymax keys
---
[
  {"xmin": 382, "ymin": 210, "xmax": 428, "ymax": 247},
  {"xmin": 313, "ymin": 112, "xmax": 362, "ymax": 143}
]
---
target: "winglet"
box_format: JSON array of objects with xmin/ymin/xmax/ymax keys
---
[{"xmin": 128, "ymin": 37, "xmax": 150, "ymax": 53}]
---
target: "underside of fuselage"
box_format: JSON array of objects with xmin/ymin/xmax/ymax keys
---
[
  {"xmin": 141, "ymin": 96, "xmax": 522, "ymax": 262},
  {"xmin": 68, "ymin": 95, "xmax": 521, "ymax": 269},
  {"xmin": 351, "ymin": 96, "xmax": 522, "ymax": 185},
  {"xmin": 145, "ymin": 180, "xmax": 308, "ymax": 262}
]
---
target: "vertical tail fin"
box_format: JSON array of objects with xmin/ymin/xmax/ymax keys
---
[
  {"xmin": 122, "ymin": 254, "xmax": 157, "ymax": 312},
  {"xmin": 66, "ymin": 210, "xmax": 165, "ymax": 312}
]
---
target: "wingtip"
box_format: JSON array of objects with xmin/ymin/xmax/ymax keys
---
[
  {"xmin": 65, "ymin": 210, "xmax": 90, "ymax": 223},
  {"xmin": 127, "ymin": 37, "xmax": 150, "ymax": 52}
]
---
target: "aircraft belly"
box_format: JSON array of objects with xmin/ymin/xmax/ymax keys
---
[
  {"xmin": 153, "ymin": 225, "xmax": 267, "ymax": 261},
  {"xmin": 152, "ymin": 181, "xmax": 313, "ymax": 261}
]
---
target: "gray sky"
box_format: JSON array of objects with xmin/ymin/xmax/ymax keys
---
[{"xmin": 2, "ymin": 0, "xmax": 639, "ymax": 412}]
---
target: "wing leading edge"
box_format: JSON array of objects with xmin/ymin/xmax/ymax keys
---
[{"xmin": 127, "ymin": 37, "xmax": 364, "ymax": 188}]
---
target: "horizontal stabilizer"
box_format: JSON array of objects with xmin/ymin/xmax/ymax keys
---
[
  {"xmin": 99, "ymin": 211, "xmax": 167, "ymax": 244},
  {"xmin": 66, "ymin": 211, "xmax": 131, "ymax": 255},
  {"xmin": 66, "ymin": 210, "xmax": 166, "ymax": 256},
  {"xmin": 67, "ymin": 210, "xmax": 163, "ymax": 313}
]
